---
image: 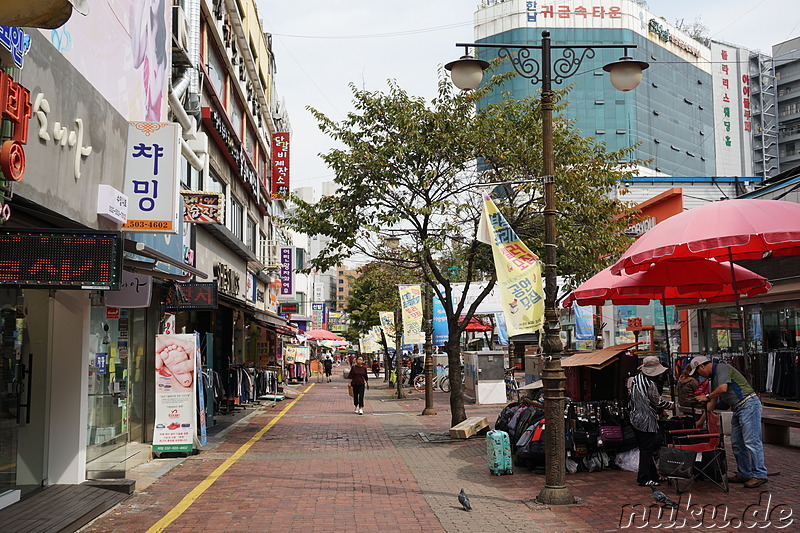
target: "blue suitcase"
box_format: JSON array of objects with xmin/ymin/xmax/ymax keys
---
[{"xmin": 486, "ymin": 429, "xmax": 513, "ymax": 475}]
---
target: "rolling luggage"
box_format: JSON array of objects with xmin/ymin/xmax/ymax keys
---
[{"xmin": 486, "ymin": 429, "xmax": 513, "ymax": 476}]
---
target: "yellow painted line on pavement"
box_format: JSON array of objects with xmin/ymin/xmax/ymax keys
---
[{"xmin": 147, "ymin": 383, "xmax": 315, "ymax": 533}]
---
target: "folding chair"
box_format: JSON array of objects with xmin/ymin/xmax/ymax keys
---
[{"xmin": 665, "ymin": 410, "xmax": 729, "ymax": 493}]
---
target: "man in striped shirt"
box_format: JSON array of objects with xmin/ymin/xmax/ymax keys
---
[{"xmin": 627, "ymin": 356, "xmax": 673, "ymax": 487}]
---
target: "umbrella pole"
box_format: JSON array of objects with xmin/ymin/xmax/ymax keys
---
[
  {"xmin": 662, "ymin": 296, "xmax": 677, "ymax": 416},
  {"xmin": 728, "ymin": 247, "xmax": 751, "ymax": 381}
]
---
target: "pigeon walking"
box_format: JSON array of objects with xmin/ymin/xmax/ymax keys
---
[
  {"xmin": 651, "ymin": 487, "xmax": 678, "ymax": 508},
  {"xmin": 458, "ymin": 488, "xmax": 472, "ymax": 511}
]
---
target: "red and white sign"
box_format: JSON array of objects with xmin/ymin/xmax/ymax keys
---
[{"xmin": 271, "ymin": 132, "xmax": 290, "ymax": 199}]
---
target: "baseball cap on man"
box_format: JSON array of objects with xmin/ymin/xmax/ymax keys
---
[{"xmin": 688, "ymin": 355, "xmax": 710, "ymax": 375}]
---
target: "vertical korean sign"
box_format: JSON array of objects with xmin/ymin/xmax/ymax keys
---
[
  {"xmin": 153, "ymin": 334, "xmax": 197, "ymax": 453},
  {"xmin": 311, "ymin": 303, "xmax": 326, "ymax": 330},
  {"xmin": 122, "ymin": 122, "xmax": 181, "ymax": 234},
  {"xmin": 278, "ymin": 247, "xmax": 295, "ymax": 301},
  {"xmin": 478, "ymin": 194, "xmax": 544, "ymax": 336},
  {"xmin": 399, "ymin": 285, "xmax": 424, "ymax": 345},
  {"xmin": 271, "ymin": 132, "xmax": 290, "ymax": 198}
]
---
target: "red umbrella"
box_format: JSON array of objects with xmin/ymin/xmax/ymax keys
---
[
  {"xmin": 563, "ymin": 260, "xmax": 772, "ymax": 308},
  {"xmin": 563, "ymin": 259, "xmax": 771, "ymax": 414},
  {"xmin": 304, "ymin": 329, "xmax": 344, "ymax": 341},
  {"xmin": 610, "ymin": 199, "xmax": 800, "ymax": 275},
  {"xmin": 463, "ymin": 317, "xmax": 493, "ymax": 332}
]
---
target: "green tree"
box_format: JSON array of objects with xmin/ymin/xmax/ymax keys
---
[{"xmin": 287, "ymin": 70, "xmax": 641, "ymax": 425}]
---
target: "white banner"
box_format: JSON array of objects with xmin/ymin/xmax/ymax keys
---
[
  {"xmin": 153, "ymin": 334, "xmax": 197, "ymax": 453},
  {"xmin": 122, "ymin": 122, "xmax": 181, "ymax": 234}
]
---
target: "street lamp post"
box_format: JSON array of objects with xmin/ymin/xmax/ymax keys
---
[{"xmin": 446, "ymin": 31, "xmax": 647, "ymax": 506}]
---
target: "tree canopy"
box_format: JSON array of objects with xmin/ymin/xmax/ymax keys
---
[{"xmin": 286, "ymin": 69, "xmax": 643, "ymax": 424}]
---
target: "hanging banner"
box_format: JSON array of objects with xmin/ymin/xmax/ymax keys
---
[
  {"xmin": 478, "ymin": 194, "xmax": 544, "ymax": 336},
  {"xmin": 182, "ymin": 191, "xmax": 223, "ymax": 223},
  {"xmin": 153, "ymin": 334, "xmax": 197, "ymax": 453},
  {"xmin": 379, "ymin": 311, "xmax": 396, "ymax": 341},
  {"xmin": 574, "ymin": 304, "xmax": 594, "ymax": 341},
  {"xmin": 432, "ymin": 298, "xmax": 448, "ymax": 346},
  {"xmin": 399, "ymin": 285, "xmax": 424, "ymax": 345},
  {"xmin": 495, "ymin": 312, "xmax": 509, "ymax": 346}
]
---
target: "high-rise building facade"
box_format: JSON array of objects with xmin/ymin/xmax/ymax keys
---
[
  {"xmin": 773, "ymin": 37, "xmax": 800, "ymax": 173},
  {"xmin": 474, "ymin": 0, "xmax": 754, "ymax": 181}
]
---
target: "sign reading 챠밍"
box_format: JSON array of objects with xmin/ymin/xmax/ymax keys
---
[
  {"xmin": 278, "ymin": 247, "xmax": 295, "ymax": 301},
  {"xmin": 122, "ymin": 122, "xmax": 180, "ymax": 234},
  {"xmin": 0, "ymin": 229, "xmax": 123, "ymax": 289},
  {"xmin": 271, "ymin": 132, "xmax": 290, "ymax": 199}
]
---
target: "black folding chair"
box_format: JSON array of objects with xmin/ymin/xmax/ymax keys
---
[{"xmin": 664, "ymin": 410, "xmax": 729, "ymax": 493}]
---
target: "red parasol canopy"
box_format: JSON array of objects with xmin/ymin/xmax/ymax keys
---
[
  {"xmin": 463, "ymin": 317, "xmax": 493, "ymax": 332},
  {"xmin": 563, "ymin": 259, "xmax": 771, "ymax": 308},
  {"xmin": 610, "ymin": 199, "xmax": 800, "ymax": 275},
  {"xmin": 303, "ymin": 329, "xmax": 344, "ymax": 341}
]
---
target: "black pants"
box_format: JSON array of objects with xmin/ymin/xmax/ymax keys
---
[
  {"xmin": 633, "ymin": 427, "xmax": 662, "ymax": 484},
  {"xmin": 352, "ymin": 384, "xmax": 365, "ymax": 408}
]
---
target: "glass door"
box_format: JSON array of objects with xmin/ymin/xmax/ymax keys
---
[{"xmin": 0, "ymin": 304, "xmax": 20, "ymax": 496}]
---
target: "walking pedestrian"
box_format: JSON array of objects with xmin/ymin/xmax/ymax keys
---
[
  {"xmin": 689, "ymin": 355, "xmax": 768, "ymax": 488},
  {"xmin": 323, "ymin": 354, "xmax": 333, "ymax": 383},
  {"xmin": 349, "ymin": 356, "xmax": 369, "ymax": 415},
  {"xmin": 371, "ymin": 358, "xmax": 380, "ymax": 379},
  {"xmin": 627, "ymin": 355, "xmax": 673, "ymax": 487}
]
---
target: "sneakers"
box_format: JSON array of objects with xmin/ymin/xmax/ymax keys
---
[
  {"xmin": 354, "ymin": 406, "xmax": 359, "ymax": 413},
  {"xmin": 638, "ymin": 480, "xmax": 660, "ymax": 487},
  {"xmin": 358, "ymin": 408, "xmax": 364, "ymax": 415},
  {"xmin": 744, "ymin": 477, "xmax": 768, "ymax": 488},
  {"xmin": 728, "ymin": 474, "xmax": 749, "ymax": 483}
]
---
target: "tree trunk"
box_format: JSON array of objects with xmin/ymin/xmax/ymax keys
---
[{"xmin": 446, "ymin": 337, "xmax": 466, "ymax": 426}]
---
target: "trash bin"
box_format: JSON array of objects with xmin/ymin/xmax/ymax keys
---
[{"xmin": 463, "ymin": 350, "xmax": 506, "ymax": 404}]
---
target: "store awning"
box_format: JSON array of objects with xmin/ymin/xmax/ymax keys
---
[
  {"xmin": 124, "ymin": 239, "xmax": 208, "ymax": 281},
  {"xmin": 561, "ymin": 342, "xmax": 640, "ymax": 370}
]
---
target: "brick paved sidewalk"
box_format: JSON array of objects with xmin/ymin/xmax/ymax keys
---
[{"xmin": 82, "ymin": 373, "xmax": 800, "ymax": 532}]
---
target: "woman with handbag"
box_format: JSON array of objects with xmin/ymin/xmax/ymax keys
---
[
  {"xmin": 627, "ymin": 356, "xmax": 674, "ymax": 487},
  {"xmin": 349, "ymin": 356, "xmax": 369, "ymax": 415}
]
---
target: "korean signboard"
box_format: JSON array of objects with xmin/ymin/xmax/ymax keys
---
[
  {"xmin": 165, "ymin": 282, "xmax": 219, "ymax": 310},
  {"xmin": 711, "ymin": 42, "xmax": 753, "ymax": 176},
  {"xmin": 311, "ymin": 302, "xmax": 326, "ymax": 330},
  {"xmin": 278, "ymin": 247, "xmax": 295, "ymax": 301},
  {"xmin": 122, "ymin": 122, "xmax": 181, "ymax": 234},
  {"xmin": 182, "ymin": 191, "xmax": 223, "ymax": 223},
  {"xmin": 271, "ymin": 132, "xmax": 290, "ymax": 199}
]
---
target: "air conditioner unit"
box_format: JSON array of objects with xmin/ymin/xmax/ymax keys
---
[{"xmin": 172, "ymin": 5, "xmax": 189, "ymax": 53}]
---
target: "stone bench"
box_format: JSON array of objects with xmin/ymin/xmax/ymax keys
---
[{"xmin": 761, "ymin": 412, "xmax": 800, "ymax": 445}]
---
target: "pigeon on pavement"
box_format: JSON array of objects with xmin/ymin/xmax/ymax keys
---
[
  {"xmin": 651, "ymin": 487, "xmax": 678, "ymax": 508},
  {"xmin": 458, "ymin": 488, "xmax": 472, "ymax": 511}
]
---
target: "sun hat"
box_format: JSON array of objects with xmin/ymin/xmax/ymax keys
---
[
  {"xmin": 638, "ymin": 355, "xmax": 668, "ymax": 377},
  {"xmin": 688, "ymin": 355, "xmax": 710, "ymax": 375}
]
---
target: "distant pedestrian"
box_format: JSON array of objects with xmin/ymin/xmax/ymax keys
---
[
  {"xmin": 371, "ymin": 359, "xmax": 380, "ymax": 379},
  {"xmin": 349, "ymin": 356, "xmax": 369, "ymax": 415},
  {"xmin": 323, "ymin": 355, "xmax": 333, "ymax": 383},
  {"xmin": 689, "ymin": 355, "xmax": 768, "ymax": 488},
  {"xmin": 627, "ymin": 356, "xmax": 673, "ymax": 487}
]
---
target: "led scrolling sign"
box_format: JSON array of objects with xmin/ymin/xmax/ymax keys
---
[{"xmin": 0, "ymin": 229, "xmax": 123, "ymax": 289}]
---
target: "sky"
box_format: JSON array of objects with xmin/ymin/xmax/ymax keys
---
[{"xmin": 258, "ymin": 0, "xmax": 800, "ymax": 193}]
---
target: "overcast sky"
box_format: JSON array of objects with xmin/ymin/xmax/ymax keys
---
[{"xmin": 258, "ymin": 0, "xmax": 800, "ymax": 192}]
